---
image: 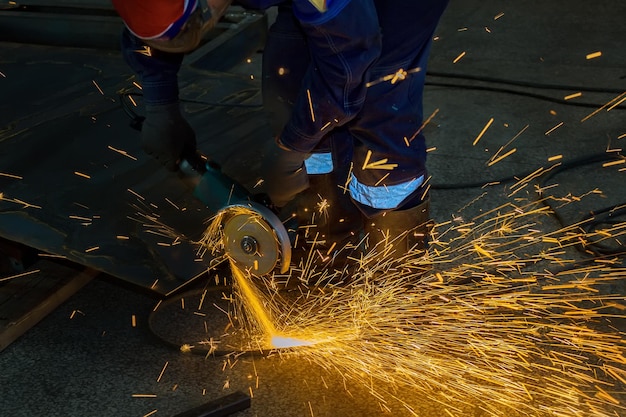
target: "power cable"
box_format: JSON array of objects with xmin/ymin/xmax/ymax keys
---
[{"xmin": 427, "ymin": 71, "xmax": 625, "ymax": 94}]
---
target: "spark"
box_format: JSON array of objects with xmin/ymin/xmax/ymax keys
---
[
  {"xmin": 91, "ymin": 80, "xmax": 104, "ymax": 95},
  {"xmin": 453, "ymin": 51, "xmax": 466, "ymax": 64},
  {"xmin": 131, "ymin": 394, "xmax": 157, "ymax": 398},
  {"xmin": 366, "ymin": 67, "xmax": 421, "ymax": 88},
  {"xmin": 0, "ymin": 269, "xmax": 40, "ymax": 283},
  {"xmin": 69, "ymin": 215, "xmax": 92, "ymax": 222},
  {"xmin": 548, "ymin": 154, "xmax": 563, "ymax": 162},
  {"xmin": 494, "ymin": 12, "xmax": 505, "ymax": 20},
  {"xmin": 602, "ymin": 159, "xmax": 625, "ymax": 168},
  {"xmin": 361, "ymin": 150, "xmax": 399, "ymax": 171},
  {"xmin": 73, "ymin": 171, "xmax": 91, "ymax": 179},
  {"xmin": 406, "ymin": 108, "xmax": 439, "ymax": 144},
  {"xmin": 230, "ymin": 261, "xmax": 277, "ymax": 338},
  {"xmin": 127, "ymin": 188, "xmax": 145, "ymax": 200},
  {"xmin": 142, "ymin": 410, "xmax": 157, "ymax": 417},
  {"xmin": 374, "ymin": 173, "xmax": 390, "ymax": 186},
  {"xmin": 320, "ymin": 121, "xmax": 332, "ymax": 131},
  {"xmin": 493, "ymin": 123, "xmax": 529, "ymax": 160},
  {"xmin": 198, "ymin": 289, "xmax": 207, "ymax": 310},
  {"xmin": 156, "ymin": 361, "xmax": 168, "ymax": 382},
  {"xmin": 271, "ymin": 336, "xmax": 315, "ymax": 348},
  {"xmin": 586, "ymin": 51, "xmax": 602, "ymax": 60},
  {"xmin": 545, "ymin": 121, "xmax": 564, "ymax": 136},
  {"xmin": 69, "ymin": 309, "xmax": 84, "ymax": 319},
  {"xmin": 607, "ymin": 94, "xmax": 626, "ymax": 111},
  {"xmin": 473, "ymin": 117, "xmax": 494, "ymax": 146},
  {"xmin": 390, "ymin": 69, "xmax": 407, "ymax": 84},
  {"xmin": 38, "ymin": 253, "xmax": 66, "ymax": 259},
  {"xmin": 487, "ymin": 148, "xmax": 517, "ymax": 166},
  {"xmin": 0, "ymin": 172, "xmax": 22, "ymax": 179},
  {"xmin": 564, "ymin": 92, "xmax": 582, "ymax": 100},
  {"xmin": 306, "ymin": 89, "xmax": 315, "ymax": 122},
  {"xmin": 581, "ymin": 91, "xmax": 626, "ymax": 122},
  {"xmin": 107, "ymin": 145, "xmax": 137, "ymax": 160},
  {"xmin": 135, "ymin": 46, "xmax": 152, "ymax": 57}
]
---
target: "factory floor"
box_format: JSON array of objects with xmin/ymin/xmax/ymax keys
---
[{"xmin": 1, "ymin": 1, "xmax": 625, "ymax": 416}]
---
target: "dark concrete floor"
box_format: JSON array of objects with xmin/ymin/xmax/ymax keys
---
[{"xmin": 1, "ymin": 1, "xmax": 625, "ymax": 416}]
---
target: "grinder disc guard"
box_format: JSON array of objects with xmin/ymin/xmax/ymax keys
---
[{"xmin": 221, "ymin": 203, "xmax": 291, "ymax": 275}]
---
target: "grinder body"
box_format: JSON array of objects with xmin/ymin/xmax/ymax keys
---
[{"xmin": 181, "ymin": 155, "xmax": 291, "ymax": 275}]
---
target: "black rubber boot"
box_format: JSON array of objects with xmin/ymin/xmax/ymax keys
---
[
  {"xmin": 363, "ymin": 199, "xmax": 431, "ymax": 271},
  {"xmin": 297, "ymin": 174, "xmax": 361, "ymax": 246},
  {"xmin": 286, "ymin": 173, "xmax": 363, "ymax": 278}
]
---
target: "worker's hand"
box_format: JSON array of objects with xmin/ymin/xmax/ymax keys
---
[{"xmin": 141, "ymin": 102, "xmax": 197, "ymax": 171}]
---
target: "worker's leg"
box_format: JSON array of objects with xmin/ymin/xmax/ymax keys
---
[
  {"xmin": 257, "ymin": 5, "xmax": 310, "ymax": 208},
  {"xmin": 350, "ymin": 1, "xmax": 448, "ymax": 258},
  {"xmin": 295, "ymin": 128, "xmax": 362, "ymax": 253},
  {"xmin": 260, "ymin": 6, "xmax": 361, "ymax": 256}
]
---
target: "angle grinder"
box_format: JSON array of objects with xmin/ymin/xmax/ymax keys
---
[{"xmin": 180, "ymin": 152, "xmax": 291, "ymax": 275}]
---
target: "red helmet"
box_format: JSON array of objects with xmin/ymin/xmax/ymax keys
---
[{"xmin": 112, "ymin": 0, "xmax": 232, "ymax": 53}]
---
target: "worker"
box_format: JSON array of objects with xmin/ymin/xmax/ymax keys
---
[{"xmin": 111, "ymin": 0, "xmax": 449, "ymax": 271}]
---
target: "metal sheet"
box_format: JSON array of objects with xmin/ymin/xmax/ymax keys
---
[{"xmin": 0, "ymin": 40, "xmax": 272, "ymax": 295}]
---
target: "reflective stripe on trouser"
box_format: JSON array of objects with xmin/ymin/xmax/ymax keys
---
[
  {"xmin": 305, "ymin": 147, "xmax": 427, "ymax": 211},
  {"xmin": 349, "ymin": 174, "xmax": 424, "ymax": 211},
  {"xmin": 304, "ymin": 152, "xmax": 334, "ymax": 175}
]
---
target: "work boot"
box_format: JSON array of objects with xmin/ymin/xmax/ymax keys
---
[
  {"xmin": 362, "ymin": 199, "xmax": 432, "ymax": 274},
  {"xmin": 286, "ymin": 173, "xmax": 363, "ymax": 279}
]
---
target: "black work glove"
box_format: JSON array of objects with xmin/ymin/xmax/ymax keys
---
[
  {"xmin": 141, "ymin": 102, "xmax": 197, "ymax": 171},
  {"xmin": 256, "ymin": 138, "xmax": 310, "ymax": 208}
]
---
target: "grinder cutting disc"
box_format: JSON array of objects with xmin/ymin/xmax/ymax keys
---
[{"xmin": 221, "ymin": 203, "xmax": 291, "ymax": 275}]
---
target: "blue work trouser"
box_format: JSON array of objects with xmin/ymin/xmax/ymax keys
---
[
  {"xmin": 262, "ymin": 1, "xmax": 449, "ymax": 215},
  {"xmin": 261, "ymin": 4, "xmax": 362, "ymax": 186},
  {"xmin": 120, "ymin": 28, "xmax": 184, "ymax": 106}
]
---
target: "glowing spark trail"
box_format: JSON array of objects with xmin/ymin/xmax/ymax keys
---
[
  {"xmin": 581, "ymin": 91, "xmax": 626, "ymax": 122},
  {"xmin": 473, "ymin": 117, "xmax": 494, "ymax": 146},
  {"xmin": 0, "ymin": 269, "xmax": 40, "ymax": 283},
  {"xmin": 230, "ymin": 260, "xmax": 317, "ymax": 349},
  {"xmin": 0, "ymin": 172, "xmax": 22, "ymax": 179},
  {"xmin": 586, "ymin": 51, "xmax": 602, "ymax": 60},
  {"xmin": 544, "ymin": 121, "xmax": 564, "ymax": 136}
]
